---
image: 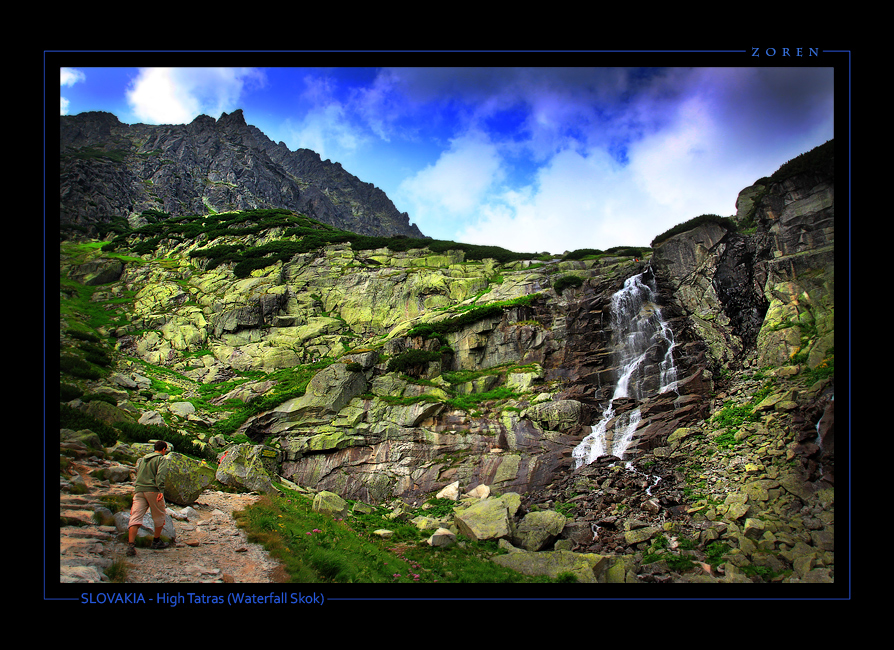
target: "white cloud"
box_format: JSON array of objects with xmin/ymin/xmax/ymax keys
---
[
  {"xmin": 352, "ymin": 68, "xmax": 414, "ymax": 142},
  {"xmin": 284, "ymin": 75, "xmax": 369, "ymax": 161},
  {"xmin": 397, "ymin": 130, "xmax": 505, "ymax": 236},
  {"xmin": 457, "ymin": 146, "xmax": 661, "ymax": 254},
  {"xmin": 386, "ymin": 67, "xmax": 833, "ymax": 254},
  {"xmin": 61, "ymin": 68, "xmax": 85, "ymax": 87},
  {"xmin": 60, "ymin": 67, "xmax": 85, "ymax": 115},
  {"xmin": 125, "ymin": 68, "xmax": 264, "ymax": 124},
  {"xmin": 626, "ymin": 94, "xmax": 725, "ymax": 211}
]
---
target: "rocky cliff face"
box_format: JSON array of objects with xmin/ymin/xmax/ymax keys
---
[
  {"xmin": 59, "ymin": 109, "xmax": 424, "ymax": 239},
  {"xmin": 58, "ymin": 140, "xmax": 837, "ymax": 584}
]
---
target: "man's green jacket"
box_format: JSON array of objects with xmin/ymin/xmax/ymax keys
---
[{"xmin": 134, "ymin": 451, "xmax": 167, "ymax": 493}]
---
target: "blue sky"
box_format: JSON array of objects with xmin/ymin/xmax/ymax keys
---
[{"xmin": 58, "ymin": 63, "xmax": 835, "ymax": 254}]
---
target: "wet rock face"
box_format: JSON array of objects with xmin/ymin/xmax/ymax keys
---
[
  {"xmin": 652, "ymin": 149, "xmax": 833, "ymax": 376},
  {"xmin": 712, "ymin": 233, "xmax": 769, "ymax": 351}
]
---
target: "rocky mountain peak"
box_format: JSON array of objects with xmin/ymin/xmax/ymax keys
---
[
  {"xmin": 218, "ymin": 108, "xmax": 246, "ymax": 125},
  {"xmin": 59, "ymin": 109, "xmax": 424, "ymax": 240}
]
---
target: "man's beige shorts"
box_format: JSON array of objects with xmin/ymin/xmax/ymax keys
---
[{"xmin": 129, "ymin": 491, "xmax": 166, "ymax": 530}]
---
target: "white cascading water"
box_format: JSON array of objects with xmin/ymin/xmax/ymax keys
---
[{"xmin": 573, "ymin": 271, "xmax": 678, "ymax": 468}]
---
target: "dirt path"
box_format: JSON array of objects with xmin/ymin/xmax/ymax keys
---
[
  {"xmin": 60, "ymin": 457, "xmax": 286, "ymax": 584},
  {"xmin": 120, "ymin": 489, "xmax": 285, "ymax": 583}
]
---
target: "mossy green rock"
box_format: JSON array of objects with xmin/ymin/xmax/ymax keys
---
[
  {"xmin": 623, "ymin": 525, "xmax": 662, "ymax": 545},
  {"xmin": 215, "ymin": 443, "xmax": 276, "ymax": 494},
  {"xmin": 525, "ymin": 399, "xmax": 586, "ymax": 429},
  {"xmin": 512, "ymin": 510, "xmax": 567, "ymax": 551},
  {"xmin": 492, "ymin": 549, "xmax": 608, "ymax": 583},
  {"xmin": 61, "ymin": 428, "xmax": 106, "ymax": 454},
  {"xmin": 266, "ymin": 362, "xmax": 368, "ymax": 432},
  {"xmin": 454, "ymin": 492, "xmax": 522, "ymax": 541},
  {"xmin": 162, "ymin": 452, "xmax": 214, "ymax": 505},
  {"xmin": 312, "ymin": 490, "xmax": 349, "ymax": 518}
]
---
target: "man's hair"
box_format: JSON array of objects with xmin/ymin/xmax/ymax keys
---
[{"xmin": 154, "ymin": 440, "xmax": 168, "ymax": 451}]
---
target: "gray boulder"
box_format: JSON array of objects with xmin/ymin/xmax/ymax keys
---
[
  {"xmin": 163, "ymin": 452, "xmax": 214, "ymax": 505},
  {"xmin": 105, "ymin": 465, "xmax": 133, "ymax": 483},
  {"xmin": 512, "ymin": 510, "xmax": 567, "ymax": 551},
  {"xmin": 216, "ymin": 443, "xmax": 276, "ymax": 494},
  {"xmin": 525, "ymin": 399, "xmax": 587, "ymax": 430},
  {"xmin": 258, "ymin": 362, "xmax": 368, "ymax": 433},
  {"xmin": 114, "ymin": 509, "xmax": 176, "ymax": 540},
  {"xmin": 454, "ymin": 492, "xmax": 521, "ymax": 542},
  {"xmin": 69, "ymin": 258, "xmax": 124, "ymax": 286}
]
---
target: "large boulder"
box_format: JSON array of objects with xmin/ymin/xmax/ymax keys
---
[
  {"xmin": 114, "ymin": 509, "xmax": 176, "ymax": 541},
  {"xmin": 454, "ymin": 492, "xmax": 521, "ymax": 542},
  {"xmin": 82, "ymin": 399, "xmax": 136, "ymax": 428},
  {"xmin": 162, "ymin": 452, "xmax": 214, "ymax": 505},
  {"xmin": 60, "ymin": 428, "xmax": 106, "ymax": 457},
  {"xmin": 251, "ymin": 362, "xmax": 368, "ymax": 434},
  {"xmin": 511, "ymin": 510, "xmax": 567, "ymax": 551},
  {"xmin": 216, "ymin": 443, "xmax": 277, "ymax": 494},
  {"xmin": 312, "ymin": 491, "xmax": 349, "ymax": 518},
  {"xmin": 69, "ymin": 258, "xmax": 124, "ymax": 286},
  {"xmin": 492, "ymin": 549, "xmax": 608, "ymax": 583},
  {"xmin": 525, "ymin": 399, "xmax": 587, "ymax": 430}
]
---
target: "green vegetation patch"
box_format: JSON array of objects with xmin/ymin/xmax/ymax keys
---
[
  {"xmin": 386, "ymin": 349, "xmax": 443, "ymax": 374},
  {"xmin": 103, "ymin": 208, "xmax": 547, "ymax": 277},
  {"xmin": 233, "ymin": 485, "xmax": 557, "ymax": 583},
  {"xmin": 210, "ymin": 360, "xmax": 336, "ymax": 437},
  {"xmin": 553, "ymin": 274, "xmax": 584, "ymax": 295},
  {"xmin": 407, "ymin": 293, "xmax": 542, "ymax": 343},
  {"xmin": 64, "ymin": 146, "xmax": 129, "ymax": 163}
]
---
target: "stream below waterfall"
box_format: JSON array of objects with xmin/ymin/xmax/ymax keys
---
[{"xmin": 573, "ymin": 270, "xmax": 678, "ymax": 468}]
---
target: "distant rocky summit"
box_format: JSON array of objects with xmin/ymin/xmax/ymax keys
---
[{"xmin": 59, "ymin": 109, "xmax": 424, "ymax": 239}]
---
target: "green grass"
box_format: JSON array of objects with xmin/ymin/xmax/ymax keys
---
[
  {"xmin": 708, "ymin": 381, "xmax": 776, "ymax": 449},
  {"xmin": 406, "ymin": 293, "xmax": 543, "ymax": 343},
  {"xmin": 445, "ymin": 385, "xmax": 520, "ymax": 412},
  {"xmin": 233, "ymin": 486, "xmax": 557, "ymax": 583},
  {"xmin": 102, "ymin": 208, "xmax": 548, "ymax": 277},
  {"xmin": 553, "ymin": 274, "xmax": 584, "ymax": 295},
  {"xmin": 209, "ymin": 360, "xmax": 336, "ymax": 437}
]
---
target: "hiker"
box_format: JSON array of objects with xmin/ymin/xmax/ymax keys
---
[{"xmin": 126, "ymin": 440, "xmax": 170, "ymax": 556}]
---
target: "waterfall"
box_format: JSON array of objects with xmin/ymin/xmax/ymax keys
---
[{"xmin": 573, "ymin": 270, "xmax": 678, "ymax": 468}]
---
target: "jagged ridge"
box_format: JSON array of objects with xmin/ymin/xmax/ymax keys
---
[{"xmin": 59, "ymin": 109, "xmax": 424, "ymax": 239}]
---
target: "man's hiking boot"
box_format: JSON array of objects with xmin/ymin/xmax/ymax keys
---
[
  {"xmin": 126, "ymin": 543, "xmax": 137, "ymax": 556},
  {"xmin": 150, "ymin": 538, "xmax": 170, "ymax": 550}
]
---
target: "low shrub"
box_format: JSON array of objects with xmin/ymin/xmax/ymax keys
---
[
  {"xmin": 59, "ymin": 403, "xmax": 119, "ymax": 446},
  {"xmin": 553, "ymin": 274, "xmax": 584, "ymax": 295},
  {"xmin": 117, "ymin": 421, "xmax": 217, "ymax": 462},
  {"xmin": 60, "ymin": 354, "xmax": 103, "ymax": 380},
  {"xmin": 562, "ymin": 248, "xmax": 603, "ymax": 261},
  {"xmin": 60, "ymin": 383, "xmax": 83, "ymax": 402},
  {"xmin": 386, "ymin": 349, "xmax": 442, "ymax": 374}
]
